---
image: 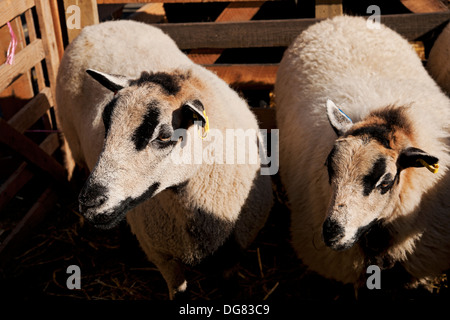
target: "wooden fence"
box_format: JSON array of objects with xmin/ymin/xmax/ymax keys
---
[{"xmin": 0, "ymin": 0, "xmax": 449, "ymax": 264}]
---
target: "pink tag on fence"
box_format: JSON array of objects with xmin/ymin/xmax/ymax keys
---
[{"xmin": 6, "ymin": 21, "xmax": 17, "ymax": 65}]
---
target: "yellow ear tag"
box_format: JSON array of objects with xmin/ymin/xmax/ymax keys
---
[
  {"xmin": 418, "ymin": 159, "xmax": 439, "ymax": 174},
  {"xmin": 193, "ymin": 111, "xmax": 209, "ymax": 139},
  {"xmin": 201, "ymin": 110, "xmax": 209, "ymax": 139}
]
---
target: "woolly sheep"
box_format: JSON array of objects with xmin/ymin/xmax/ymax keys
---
[
  {"xmin": 427, "ymin": 22, "xmax": 450, "ymax": 95},
  {"xmin": 55, "ymin": 20, "xmax": 273, "ymax": 298},
  {"xmin": 275, "ymin": 16, "xmax": 450, "ymax": 289}
]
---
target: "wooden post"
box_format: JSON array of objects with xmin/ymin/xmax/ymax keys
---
[
  {"xmin": 63, "ymin": 0, "xmax": 99, "ymax": 43},
  {"xmin": 315, "ymin": 0, "xmax": 343, "ymax": 19}
]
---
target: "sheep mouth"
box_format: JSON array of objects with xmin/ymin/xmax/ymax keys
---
[
  {"xmin": 84, "ymin": 182, "xmax": 161, "ymax": 229},
  {"xmin": 87, "ymin": 209, "xmax": 128, "ymax": 230}
]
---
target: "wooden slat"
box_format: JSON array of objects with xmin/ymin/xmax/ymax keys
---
[
  {"xmin": 7, "ymin": 87, "xmax": 53, "ymax": 133},
  {"xmin": 0, "ymin": 0, "xmax": 34, "ymax": 27},
  {"xmin": 0, "ymin": 119, "xmax": 66, "ymax": 184},
  {"xmin": 49, "ymin": 0, "xmax": 65, "ymax": 59},
  {"xmin": 0, "ymin": 16, "xmax": 35, "ymax": 119},
  {"xmin": 35, "ymin": 0, "xmax": 61, "ymax": 95},
  {"xmin": 63, "ymin": 0, "xmax": 99, "ymax": 43},
  {"xmin": 98, "ymin": 0, "xmax": 273, "ymax": 3},
  {"xmin": 401, "ymin": 0, "xmax": 449, "ymax": 13},
  {"xmin": 0, "ymin": 187, "xmax": 58, "ymax": 265},
  {"xmin": 157, "ymin": 12, "xmax": 450, "ymax": 49},
  {"xmin": 206, "ymin": 64, "xmax": 277, "ymax": 88},
  {"xmin": 0, "ymin": 39, "xmax": 45, "ymax": 93},
  {"xmin": 24, "ymin": 9, "xmax": 46, "ymax": 92},
  {"xmin": 0, "ymin": 133, "xmax": 59, "ymax": 211},
  {"xmin": 315, "ymin": 0, "xmax": 343, "ymax": 19},
  {"xmin": 189, "ymin": 1, "xmax": 264, "ymax": 65}
]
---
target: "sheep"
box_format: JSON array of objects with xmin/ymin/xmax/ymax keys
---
[
  {"xmin": 55, "ymin": 20, "xmax": 273, "ymax": 299},
  {"xmin": 274, "ymin": 15, "xmax": 450, "ymax": 290},
  {"xmin": 427, "ymin": 22, "xmax": 450, "ymax": 95}
]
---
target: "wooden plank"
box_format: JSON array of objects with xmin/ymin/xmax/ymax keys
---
[
  {"xmin": 35, "ymin": 0, "xmax": 61, "ymax": 96},
  {"xmin": 7, "ymin": 87, "xmax": 53, "ymax": 133},
  {"xmin": 0, "ymin": 119, "xmax": 66, "ymax": 184},
  {"xmin": 206, "ymin": 64, "xmax": 277, "ymax": 88},
  {"xmin": 63, "ymin": 0, "xmax": 99, "ymax": 43},
  {"xmin": 97, "ymin": 0, "xmax": 273, "ymax": 3},
  {"xmin": 0, "ymin": 187, "xmax": 58, "ymax": 265},
  {"xmin": 401, "ymin": 0, "xmax": 449, "ymax": 13},
  {"xmin": 0, "ymin": 39, "xmax": 45, "ymax": 93},
  {"xmin": 315, "ymin": 0, "xmax": 343, "ymax": 19},
  {"xmin": 382, "ymin": 12, "xmax": 450, "ymax": 40},
  {"xmin": 24, "ymin": 9, "xmax": 46, "ymax": 91},
  {"xmin": 189, "ymin": 1, "xmax": 264, "ymax": 64},
  {"xmin": 0, "ymin": 16, "xmax": 35, "ymax": 120},
  {"xmin": 129, "ymin": 3, "xmax": 166, "ymax": 24},
  {"xmin": 157, "ymin": 12, "xmax": 450, "ymax": 49},
  {"xmin": 0, "ymin": 0, "xmax": 34, "ymax": 27},
  {"xmin": 216, "ymin": 1, "xmax": 264, "ymax": 21},
  {"xmin": 0, "ymin": 133, "xmax": 60, "ymax": 211},
  {"xmin": 49, "ymin": 0, "xmax": 65, "ymax": 59}
]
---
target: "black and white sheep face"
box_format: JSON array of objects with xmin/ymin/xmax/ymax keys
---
[
  {"xmin": 323, "ymin": 100, "xmax": 439, "ymax": 251},
  {"xmin": 324, "ymin": 138, "xmax": 400, "ymax": 250},
  {"xmin": 78, "ymin": 69, "xmax": 207, "ymax": 229}
]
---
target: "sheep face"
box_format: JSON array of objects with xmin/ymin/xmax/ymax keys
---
[
  {"xmin": 323, "ymin": 100, "xmax": 438, "ymax": 251},
  {"xmin": 78, "ymin": 69, "xmax": 207, "ymax": 229}
]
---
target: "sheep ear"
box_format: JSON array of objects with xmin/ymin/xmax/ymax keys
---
[
  {"xmin": 86, "ymin": 69, "xmax": 130, "ymax": 92},
  {"xmin": 398, "ymin": 147, "xmax": 439, "ymax": 173},
  {"xmin": 326, "ymin": 99, "xmax": 353, "ymax": 136},
  {"xmin": 183, "ymin": 99, "xmax": 207, "ymax": 124}
]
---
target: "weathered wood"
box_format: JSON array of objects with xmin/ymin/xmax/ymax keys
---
[
  {"xmin": 189, "ymin": 1, "xmax": 264, "ymax": 65},
  {"xmin": 0, "ymin": 187, "xmax": 58, "ymax": 265},
  {"xmin": 315, "ymin": 0, "xmax": 343, "ymax": 19},
  {"xmin": 35, "ymin": 0, "xmax": 62, "ymax": 96},
  {"xmin": 63, "ymin": 0, "xmax": 99, "ymax": 43},
  {"xmin": 129, "ymin": 3, "xmax": 166, "ymax": 24},
  {"xmin": 24, "ymin": 9, "xmax": 46, "ymax": 92},
  {"xmin": 0, "ymin": 16, "xmax": 35, "ymax": 119},
  {"xmin": 7, "ymin": 87, "xmax": 53, "ymax": 134},
  {"xmin": 0, "ymin": 119, "xmax": 66, "ymax": 184},
  {"xmin": 0, "ymin": 0, "xmax": 34, "ymax": 27},
  {"xmin": 49, "ymin": 0, "xmax": 65, "ymax": 59},
  {"xmin": 206, "ymin": 64, "xmax": 277, "ymax": 88},
  {"xmin": 0, "ymin": 133, "xmax": 59, "ymax": 211},
  {"xmin": 401, "ymin": 0, "xmax": 449, "ymax": 13},
  {"xmin": 0, "ymin": 39, "xmax": 45, "ymax": 94},
  {"xmin": 98, "ymin": 0, "xmax": 273, "ymax": 3},
  {"xmin": 157, "ymin": 12, "xmax": 450, "ymax": 49}
]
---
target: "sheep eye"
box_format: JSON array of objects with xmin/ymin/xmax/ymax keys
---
[{"xmin": 157, "ymin": 134, "xmax": 172, "ymax": 142}]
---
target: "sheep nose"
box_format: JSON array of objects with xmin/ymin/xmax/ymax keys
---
[
  {"xmin": 78, "ymin": 182, "xmax": 108, "ymax": 213},
  {"xmin": 322, "ymin": 217, "xmax": 344, "ymax": 247}
]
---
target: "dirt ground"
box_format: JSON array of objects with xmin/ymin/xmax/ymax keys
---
[{"xmin": 0, "ymin": 172, "xmax": 448, "ymax": 303}]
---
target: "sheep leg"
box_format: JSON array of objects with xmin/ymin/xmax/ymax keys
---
[{"xmin": 152, "ymin": 253, "xmax": 187, "ymax": 300}]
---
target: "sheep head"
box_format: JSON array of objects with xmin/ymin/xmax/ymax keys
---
[
  {"xmin": 323, "ymin": 100, "xmax": 439, "ymax": 251},
  {"xmin": 78, "ymin": 69, "xmax": 208, "ymax": 229}
]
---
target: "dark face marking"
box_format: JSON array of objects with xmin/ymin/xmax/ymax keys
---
[
  {"xmin": 102, "ymin": 97, "xmax": 118, "ymax": 136},
  {"xmin": 129, "ymin": 71, "xmax": 187, "ymax": 96},
  {"xmin": 347, "ymin": 107, "xmax": 412, "ymax": 149},
  {"xmin": 325, "ymin": 145, "xmax": 337, "ymax": 184},
  {"xmin": 350, "ymin": 126, "xmax": 391, "ymax": 149},
  {"xmin": 90, "ymin": 182, "xmax": 161, "ymax": 230},
  {"xmin": 362, "ymin": 158, "xmax": 387, "ymax": 196},
  {"xmin": 132, "ymin": 101, "xmax": 161, "ymax": 151}
]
